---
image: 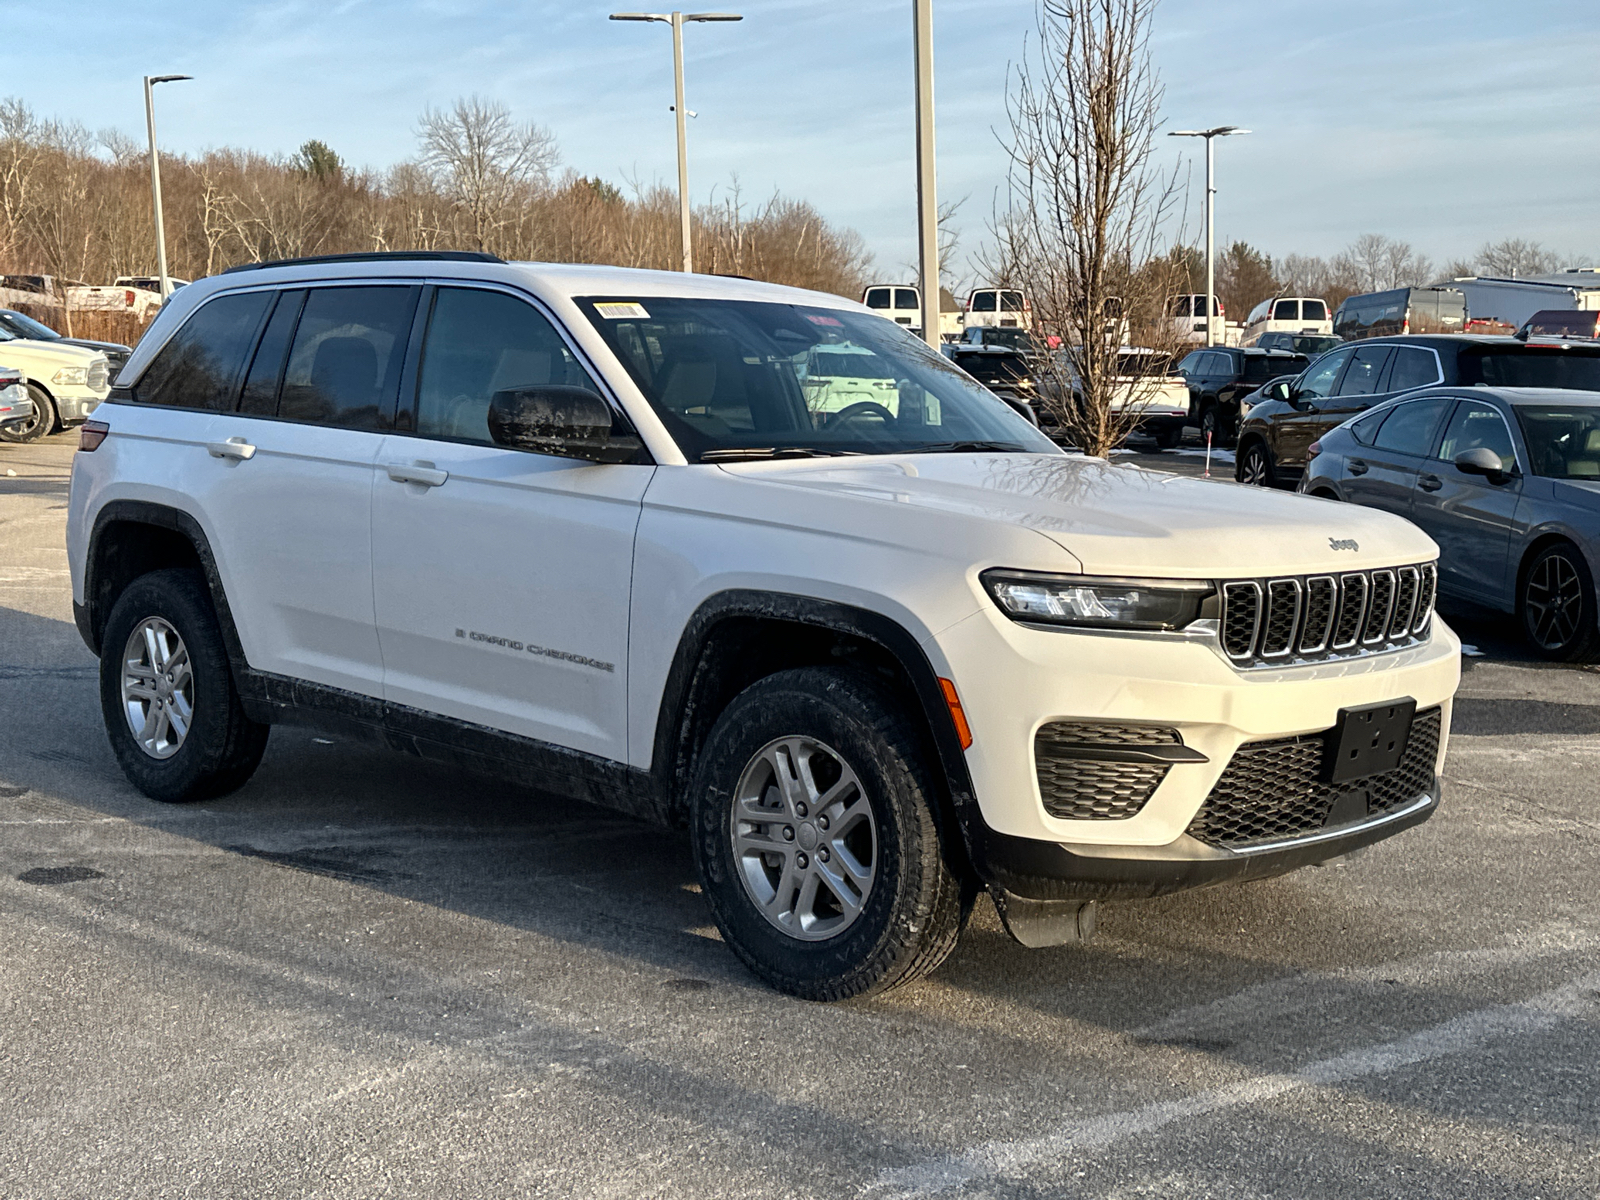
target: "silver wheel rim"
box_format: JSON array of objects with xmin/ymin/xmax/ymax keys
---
[
  {"xmin": 121, "ymin": 616, "xmax": 193, "ymax": 759},
  {"xmin": 1527, "ymin": 553, "xmax": 1584, "ymax": 650},
  {"xmin": 1242, "ymin": 447, "xmax": 1267, "ymax": 484},
  {"xmin": 730, "ymin": 735, "xmax": 878, "ymax": 942}
]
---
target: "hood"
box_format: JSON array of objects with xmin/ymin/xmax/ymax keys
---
[
  {"xmin": 0, "ymin": 337, "xmax": 105, "ymax": 371},
  {"xmin": 725, "ymin": 452, "xmax": 1438, "ymax": 578}
]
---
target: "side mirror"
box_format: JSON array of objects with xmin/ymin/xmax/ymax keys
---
[
  {"xmin": 1454, "ymin": 446, "xmax": 1510, "ymax": 482},
  {"xmin": 487, "ymin": 386, "xmax": 642, "ymax": 464}
]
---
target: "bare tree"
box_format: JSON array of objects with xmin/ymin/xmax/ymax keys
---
[
  {"xmin": 1333, "ymin": 233, "xmax": 1432, "ymax": 294},
  {"xmin": 417, "ymin": 96, "xmax": 558, "ymax": 253},
  {"xmin": 993, "ymin": 0, "xmax": 1188, "ymax": 458},
  {"xmin": 1476, "ymin": 237, "xmax": 1560, "ymax": 278}
]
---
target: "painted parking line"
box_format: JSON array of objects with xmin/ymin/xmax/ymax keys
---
[{"xmin": 875, "ymin": 949, "xmax": 1600, "ymax": 1195}]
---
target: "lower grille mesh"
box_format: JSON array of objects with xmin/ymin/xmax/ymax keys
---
[
  {"xmin": 1186, "ymin": 707, "xmax": 1441, "ymax": 850},
  {"xmin": 1035, "ymin": 721, "xmax": 1179, "ymax": 820}
]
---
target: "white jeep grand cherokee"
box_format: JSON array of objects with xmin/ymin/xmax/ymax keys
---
[{"xmin": 66, "ymin": 252, "xmax": 1460, "ymax": 1000}]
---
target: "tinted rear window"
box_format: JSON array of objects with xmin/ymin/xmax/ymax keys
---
[
  {"xmin": 1242, "ymin": 355, "xmax": 1305, "ymax": 383},
  {"xmin": 864, "ymin": 288, "xmax": 892, "ymax": 310},
  {"xmin": 1463, "ymin": 350, "xmax": 1600, "ymax": 390},
  {"xmin": 1301, "ymin": 300, "xmax": 1327, "ymax": 321},
  {"xmin": 136, "ymin": 291, "xmax": 271, "ymax": 410},
  {"xmin": 1273, "ymin": 300, "xmax": 1298, "ymax": 321},
  {"xmin": 278, "ymin": 286, "xmax": 417, "ymax": 429},
  {"xmin": 972, "ymin": 291, "xmax": 997, "ymax": 312}
]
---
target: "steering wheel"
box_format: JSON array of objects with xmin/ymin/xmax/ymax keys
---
[{"xmin": 824, "ymin": 401, "xmax": 896, "ymax": 428}]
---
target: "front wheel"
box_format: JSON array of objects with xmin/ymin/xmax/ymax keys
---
[
  {"xmin": 99, "ymin": 568, "xmax": 270, "ymax": 802},
  {"xmin": 1521, "ymin": 543, "xmax": 1600, "ymax": 662},
  {"xmin": 1236, "ymin": 441, "xmax": 1276, "ymax": 487},
  {"xmin": 689, "ymin": 667, "xmax": 967, "ymax": 1001},
  {"xmin": 0, "ymin": 384, "xmax": 55, "ymax": 444}
]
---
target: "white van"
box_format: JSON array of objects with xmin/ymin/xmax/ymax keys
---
[
  {"xmin": 1242, "ymin": 296, "xmax": 1332, "ymax": 344},
  {"xmin": 1168, "ymin": 294, "xmax": 1226, "ymax": 344},
  {"xmin": 861, "ymin": 284, "xmax": 922, "ymax": 332},
  {"xmin": 966, "ymin": 288, "xmax": 1029, "ymax": 330}
]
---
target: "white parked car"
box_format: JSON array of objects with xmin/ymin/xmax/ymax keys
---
[
  {"xmin": 965, "ymin": 287, "xmax": 1030, "ymax": 330},
  {"xmin": 67, "ymin": 252, "xmax": 1461, "ymax": 1000},
  {"xmin": 800, "ymin": 342, "xmax": 901, "ymax": 418},
  {"xmin": 0, "ymin": 328, "xmax": 111, "ymax": 443}
]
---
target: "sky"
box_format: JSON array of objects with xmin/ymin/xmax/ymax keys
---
[{"xmin": 14, "ymin": 0, "xmax": 1600, "ymax": 288}]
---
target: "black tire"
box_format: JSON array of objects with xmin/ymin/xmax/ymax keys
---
[
  {"xmin": 1152, "ymin": 424, "xmax": 1181, "ymax": 450},
  {"xmin": 1519, "ymin": 542, "xmax": 1600, "ymax": 663},
  {"xmin": 1236, "ymin": 440, "xmax": 1276, "ymax": 487},
  {"xmin": 99, "ymin": 568, "xmax": 269, "ymax": 802},
  {"xmin": 689, "ymin": 666, "xmax": 966, "ymax": 1001},
  {"xmin": 1198, "ymin": 402, "xmax": 1219, "ymax": 445},
  {"xmin": 0, "ymin": 384, "xmax": 55, "ymax": 444}
]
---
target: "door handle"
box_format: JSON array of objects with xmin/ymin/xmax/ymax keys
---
[
  {"xmin": 386, "ymin": 461, "xmax": 449, "ymax": 488},
  {"xmin": 205, "ymin": 436, "xmax": 256, "ymax": 461},
  {"xmin": 1418, "ymin": 474, "xmax": 1443, "ymax": 493},
  {"xmin": 1347, "ymin": 459, "xmax": 1368, "ymax": 476}
]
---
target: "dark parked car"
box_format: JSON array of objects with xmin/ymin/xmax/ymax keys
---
[
  {"xmin": 944, "ymin": 343, "xmax": 1041, "ymax": 425},
  {"xmin": 1254, "ymin": 331, "xmax": 1342, "ymax": 357},
  {"xmin": 0, "ymin": 308, "xmax": 133, "ymax": 374},
  {"xmin": 1300, "ymin": 386, "xmax": 1600, "ymax": 661},
  {"xmin": 1176, "ymin": 346, "xmax": 1307, "ymax": 443},
  {"xmin": 1235, "ymin": 335, "xmax": 1600, "ymax": 489},
  {"xmin": 1516, "ymin": 309, "xmax": 1600, "ymax": 341}
]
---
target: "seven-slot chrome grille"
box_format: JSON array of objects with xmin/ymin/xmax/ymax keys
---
[{"xmin": 1219, "ymin": 562, "xmax": 1436, "ymax": 667}]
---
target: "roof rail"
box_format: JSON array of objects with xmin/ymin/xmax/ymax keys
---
[{"xmin": 223, "ymin": 250, "xmax": 504, "ymax": 274}]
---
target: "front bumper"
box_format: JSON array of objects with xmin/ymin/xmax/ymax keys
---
[
  {"xmin": 927, "ymin": 599, "xmax": 1460, "ymax": 892},
  {"xmin": 973, "ymin": 778, "xmax": 1440, "ymax": 900},
  {"xmin": 53, "ymin": 388, "xmax": 107, "ymax": 424}
]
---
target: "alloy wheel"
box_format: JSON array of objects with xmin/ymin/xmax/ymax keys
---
[
  {"xmin": 730, "ymin": 735, "xmax": 878, "ymax": 942},
  {"xmin": 1526, "ymin": 553, "xmax": 1585, "ymax": 651},
  {"xmin": 1240, "ymin": 446, "xmax": 1268, "ymax": 485},
  {"xmin": 121, "ymin": 616, "xmax": 194, "ymax": 759}
]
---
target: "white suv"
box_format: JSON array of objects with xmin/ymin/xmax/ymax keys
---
[{"xmin": 66, "ymin": 252, "xmax": 1461, "ymax": 1000}]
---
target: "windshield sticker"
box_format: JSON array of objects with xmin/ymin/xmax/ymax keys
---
[
  {"xmin": 805, "ymin": 314, "xmax": 844, "ymax": 326},
  {"xmin": 595, "ymin": 301, "xmax": 650, "ymax": 320}
]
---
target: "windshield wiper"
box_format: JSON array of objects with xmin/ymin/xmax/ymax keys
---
[
  {"xmin": 908, "ymin": 440, "xmax": 1031, "ymax": 454},
  {"xmin": 699, "ymin": 447, "xmax": 863, "ymax": 462}
]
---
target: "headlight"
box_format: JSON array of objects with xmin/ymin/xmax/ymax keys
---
[
  {"xmin": 982, "ymin": 569, "xmax": 1215, "ymax": 631},
  {"xmin": 52, "ymin": 366, "xmax": 88, "ymax": 386}
]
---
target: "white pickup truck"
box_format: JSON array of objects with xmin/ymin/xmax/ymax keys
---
[{"xmin": 67, "ymin": 276, "xmax": 188, "ymax": 320}]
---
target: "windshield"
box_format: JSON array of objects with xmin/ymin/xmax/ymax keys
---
[
  {"xmin": 1515, "ymin": 406, "xmax": 1600, "ymax": 479},
  {"xmin": 1463, "ymin": 349, "xmax": 1600, "ymax": 390},
  {"xmin": 577, "ymin": 297, "xmax": 1057, "ymax": 460},
  {"xmin": 0, "ymin": 310, "xmax": 60, "ymax": 340}
]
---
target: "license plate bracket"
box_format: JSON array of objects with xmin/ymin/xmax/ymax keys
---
[{"xmin": 1325, "ymin": 698, "xmax": 1416, "ymax": 783}]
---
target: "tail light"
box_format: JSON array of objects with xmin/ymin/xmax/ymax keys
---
[
  {"xmin": 125, "ymin": 290, "xmax": 136, "ymax": 305},
  {"xmin": 78, "ymin": 420, "xmax": 110, "ymax": 452}
]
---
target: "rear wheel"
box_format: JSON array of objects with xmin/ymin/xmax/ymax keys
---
[
  {"xmin": 99, "ymin": 568, "xmax": 269, "ymax": 802},
  {"xmin": 1152, "ymin": 424, "xmax": 1181, "ymax": 450},
  {"xmin": 689, "ymin": 667, "xmax": 966, "ymax": 1001},
  {"xmin": 1520, "ymin": 542, "xmax": 1600, "ymax": 662},
  {"xmin": 1236, "ymin": 441, "xmax": 1275, "ymax": 487},
  {"xmin": 0, "ymin": 384, "xmax": 55, "ymax": 444}
]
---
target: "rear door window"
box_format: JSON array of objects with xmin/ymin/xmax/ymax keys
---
[
  {"xmin": 864, "ymin": 288, "xmax": 892, "ymax": 310},
  {"xmin": 136, "ymin": 290, "xmax": 272, "ymax": 410},
  {"xmin": 1273, "ymin": 300, "xmax": 1298, "ymax": 321},
  {"xmin": 972, "ymin": 291, "xmax": 997, "ymax": 312},
  {"xmin": 1337, "ymin": 345, "xmax": 1394, "ymax": 396},
  {"xmin": 894, "ymin": 289, "xmax": 919, "ymax": 311},
  {"xmin": 413, "ymin": 287, "xmax": 603, "ymax": 445},
  {"xmin": 238, "ymin": 289, "xmax": 306, "ymax": 416},
  {"xmin": 1373, "ymin": 397, "xmax": 1451, "ymax": 456},
  {"xmin": 1386, "ymin": 346, "xmax": 1441, "ymax": 392},
  {"xmin": 278, "ymin": 286, "xmax": 418, "ymax": 429},
  {"xmin": 1302, "ymin": 300, "xmax": 1327, "ymax": 322},
  {"xmin": 1001, "ymin": 291, "xmax": 1026, "ymax": 311}
]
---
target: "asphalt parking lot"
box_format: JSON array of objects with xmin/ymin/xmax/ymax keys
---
[{"xmin": 2, "ymin": 431, "xmax": 1597, "ymax": 1199}]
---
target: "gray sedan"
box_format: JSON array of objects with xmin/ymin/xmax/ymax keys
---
[{"xmin": 1300, "ymin": 386, "xmax": 1600, "ymax": 661}]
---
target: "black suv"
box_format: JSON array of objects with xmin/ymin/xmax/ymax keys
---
[
  {"xmin": 1176, "ymin": 346, "xmax": 1307, "ymax": 443},
  {"xmin": 1235, "ymin": 334, "xmax": 1600, "ymax": 487}
]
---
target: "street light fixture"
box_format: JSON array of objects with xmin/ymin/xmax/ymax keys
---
[
  {"xmin": 610, "ymin": 11, "xmax": 743, "ymax": 274},
  {"xmin": 1168, "ymin": 125, "xmax": 1250, "ymax": 346},
  {"xmin": 144, "ymin": 74, "xmax": 192, "ymax": 299}
]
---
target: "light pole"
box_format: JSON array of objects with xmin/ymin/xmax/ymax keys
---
[
  {"xmin": 1168, "ymin": 126, "xmax": 1249, "ymax": 346},
  {"xmin": 912, "ymin": 0, "xmax": 939, "ymax": 348},
  {"xmin": 610, "ymin": 11, "xmax": 743, "ymax": 274},
  {"xmin": 144, "ymin": 74, "xmax": 191, "ymax": 299}
]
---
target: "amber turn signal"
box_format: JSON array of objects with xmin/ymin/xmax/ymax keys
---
[{"xmin": 938, "ymin": 677, "xmax": 973, "ymax": 750}]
